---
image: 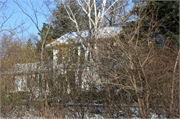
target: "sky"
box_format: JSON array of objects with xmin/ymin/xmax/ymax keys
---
[
  {"xmin": 1, "ymin": 0, "xmax": 134, "ymax": 44},
  {"xmin": 1, "ymin": 0, "xmax": 57, "ymax": 43}
]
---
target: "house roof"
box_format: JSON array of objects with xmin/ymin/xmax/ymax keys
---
[
  {"xmin": 2, "ymin": 61, "xmax": 53, "ymax": 76},
  {"xmin": 10, "ymin": 62, "xmax": 41, "ymax": 74},
  {"xmin": 46, "ymin": 26, "xmax": 122, "ymax": 47}
]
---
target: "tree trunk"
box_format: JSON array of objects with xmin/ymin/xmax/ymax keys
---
[{"xmin": 42, "ymin": 73, "xmax": 50, "ymax": 118}]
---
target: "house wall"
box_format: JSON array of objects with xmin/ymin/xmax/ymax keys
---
[
  {"xmin": 52, "ymin": 45, "xmax": 94, "ymax": 91},
  {"xmin": 53, "ymin": 49, "xmax": 59, "ymax": 68},
  {"xmin": 14, "ymin": 74, "xmax": 41, "ymax": 98}
]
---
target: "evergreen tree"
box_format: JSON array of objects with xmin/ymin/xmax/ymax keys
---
[
  {"xmin": 36, "ymin": 1, "xmax": 88, "ymax": 50},
  {"xmin": 134, "ymin": 1, "xmax": 179, "ymax": 46},
  {"xmin": 27, "ymin": 38, "xmax": 33, "ymax": 47}
]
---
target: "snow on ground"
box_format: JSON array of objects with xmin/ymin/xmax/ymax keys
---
[{"xmin": 1, "ymin": 104, "xmax": 178, "ymax": 119}]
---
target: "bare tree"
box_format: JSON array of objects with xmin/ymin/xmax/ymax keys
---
[
  {"xmin": 89, "ymin": 1, "xmax": 179, "ymax": 118},
  {"xmin": 1, "ymin": 0, "xmax": 178, "ymax": 118},
  {"xmin": 61, "ymin": 0, "xmax": 126, "ymax": 49},
  {"xmin": 13, "ymin": 0, "xmax": 58, "ymax": 117}
]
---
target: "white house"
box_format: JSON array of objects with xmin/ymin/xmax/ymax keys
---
[
  {"xmin": 3, "ymin": 26, "xmax": 121, "ymax": 95},
  {"xmin": 2, "ymin": 62, "xmax": 42, "ymax": 100},
  {"xmin": 5, "ymin": 61, "xmax": 54, "ymax": 99},
  {"xmin": 46, "ymin": 26, "xmax": 122, "ymax": 90},
  {"xmin": 6, "ymin": 25, "xmax": 165, "ymax": 94}
]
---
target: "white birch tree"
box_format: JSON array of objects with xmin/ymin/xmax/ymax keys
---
[{"xmin": 61, "ymin": 0, "xmax": 126, "ymax": 47}]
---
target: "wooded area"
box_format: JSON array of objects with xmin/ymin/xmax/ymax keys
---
[{"xmin": 0, "ymin": 0, "xmax": 179, "ymax": 118}]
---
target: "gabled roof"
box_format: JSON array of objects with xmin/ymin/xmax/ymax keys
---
[{"xmin": 46, "ymin": 26, "xmax": 122, "ymax": 47}]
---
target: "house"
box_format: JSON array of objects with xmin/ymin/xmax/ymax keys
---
[
  {"xmin": 46, "ymin": 26, "xmax": 122, "ymax": 90},
  {"xmin": 4, "ymin": 25, "xmax": 166, "ymax": 95},
  {"xmin": 45, "ymin": 24, "xmax": 167, "ymax": 91},
  {"xmin": 2, "ymin": 61, "xmax": 54, "ymax": 101},
  {"xmin": 5, "ymin": 62, "xmax": 42, "ymax": 99}
]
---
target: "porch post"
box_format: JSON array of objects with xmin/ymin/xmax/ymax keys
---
[{"xmin": 53, "ymin": 49, "xmax": 59, "ymax": 70}]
